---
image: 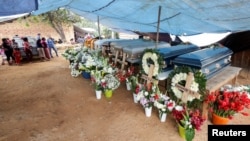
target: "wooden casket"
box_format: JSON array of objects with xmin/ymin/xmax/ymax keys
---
[
  {"xmin": 122, "ymin": 41, "xmax": 171, "ymax": 63},
  {"xmin": 172, "ymin": 47, "xmax": 233, "ymax": 79},
  {"xmin": 156, "ymin": 44, "xmax": 200, "ymax": 80}
]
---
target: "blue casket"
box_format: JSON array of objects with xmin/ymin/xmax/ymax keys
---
[
  {"xmin": 158, "ymin": 44, "xmax": 200, "ymax": 70},
  {"xmin": 172, "ymin": 47, "xmax": 233, "ymax": 79},
  {"xmin": 94, "ymin": 39, "xmax": 120, "ymax": 50},
  {"xmin": 156, "ymin": 44, "xmax": 200, "ymax": 80},
  {"xmin": 123, "ymin": 41, "xmax": 170, "ymax": 63},
  {"xmin": 109, "ymin": 39, "xmax": 144, "ymax": 55}
]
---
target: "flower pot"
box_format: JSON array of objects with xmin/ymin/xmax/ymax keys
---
[
  {"xmin": 95, "ymin": 90, "xmax": 102, "ymax": 99},
  {"xmin": 82, "ymin": 71, "xmax": 91, "ymax": 79},
  {"xmin": 126, "ymin": 82, "xmax": 131, "ymax": 91},
  {"xmin": 104, "ymin": 90, "xmax": 113, "ymax": 99},
  {"xmin": 159, "ymin": 111, "xmax": 167, "ymax": 122},
  {"xmin": 133, "ymin": 93, "xmax": 138, "ymax": 103},
  {"xmin": 212, "ymin": 113, "xmax": 230, "ymax": 125},
  {"xmin": 145, "ymin": 107, "xmax": 152, "ymax": 117},
  {"xmin": 178, "ymin": 123, "xmax": 186, "ymax": 139}
]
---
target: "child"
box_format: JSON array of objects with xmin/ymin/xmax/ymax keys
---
[
  {"xmin": 13, "ymin": 48, "xmax": 22, "ymax": 65},
  {"xmin": 0, "ymin": 47, "xmax": 7, "ymax": 65}
]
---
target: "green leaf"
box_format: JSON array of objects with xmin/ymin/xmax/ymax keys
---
[{"xmin": 185, "ymin": 128, "xmax": 195, "ymax": 141}]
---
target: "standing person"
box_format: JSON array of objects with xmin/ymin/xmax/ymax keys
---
[
  {"xmin": 12, "ymin": 39, "xmax": 18, "ymax": 48},
  {"xmin": 0, "ymin": 45, "xmax": 7, "ymax": 65},
  {"xmin": 41, "ymin": 37, "xmax": 50, "ymax": 60},
  {"xmin": 13, "ymin": 47, "xmax": 22, "ymax": 65},
  {"xmin": 47, "ymin": 36, "xmax": 58, "ymax": 58},
  {"xmin": 37, "ymin": 33, "xmax": 41, "ymax": 40},
  {"xmin": 1, "ymin": 38, "xmax": 15, "ymax": 65},
  {"xmin": 36, "ymin": 37, "xmax": 48, "ymax": 61},
  {"xmin": 22, "ymin": 37, "xmax": 33, "ymax": 63}
]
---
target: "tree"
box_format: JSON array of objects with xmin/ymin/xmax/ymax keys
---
[{"xmin": 39, "ymin": 8, "xmax": 81, "ymax": 42}]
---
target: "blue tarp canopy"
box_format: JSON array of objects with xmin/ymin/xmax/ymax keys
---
[
  {"xmin": 0, "ymin": 0, "xmax": 38, "ymax": 16},
  {"xmin": 30, "ymin": 0, "xmax": 250, "ymax": 36}
]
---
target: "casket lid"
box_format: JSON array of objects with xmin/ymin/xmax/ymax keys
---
[
  {"xmin": 173, "ymin": 47, "xmax": 233, "ymax": 67},
  {"xmin": 110, "ymin": 39, "xmax": 147, "ymax": 49},
  {"xmin": 94, "ymin": 39, "xmax": 120, "ymax": 46},
  {"xmin": 157, "ymin": 44, "xmax": 199, "ymax": 58},
  {"xmin": 123, "ymin": 41, "xmax": 170, "ymax": 53}
]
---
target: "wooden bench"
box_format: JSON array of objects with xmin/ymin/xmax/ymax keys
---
[{"xmin": 202, "ymin": 66, "xmax": 242, "ymax": 119}]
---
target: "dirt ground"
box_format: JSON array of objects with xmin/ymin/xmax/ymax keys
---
[{"xmin": 0, "ymin": 48, "xmax": 250, "ymax": 141}]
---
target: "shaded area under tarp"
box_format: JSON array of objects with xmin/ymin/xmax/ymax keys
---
[
  {"xmin": 134, "ymin": 32, "xmax": 172, "ymax": 43},
  {"xmin": 219, "ymin": 31, "xmax": 250, "ymax": 53}
]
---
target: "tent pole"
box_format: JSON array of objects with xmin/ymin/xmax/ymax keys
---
[
  {"xmin": 97, "ymin": 16, "xmax": 101, "ymax": 39},
  {"xmin": 156, "ymin": 6, "xmax": 161, "ymax": 48}
]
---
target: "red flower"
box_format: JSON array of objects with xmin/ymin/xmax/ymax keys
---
[
  {"xmin": 205, "ymin": 90, "xmax": 250, "ymax": 118},
  {"xmin": 154, "ymin": 94, "xmax": 160, "ymax": 101},
  {"xmin": 172, "ymin": 105, "xmax": 205, "ymax": 131}
]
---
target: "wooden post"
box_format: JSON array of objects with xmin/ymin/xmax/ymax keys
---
[
  {"xmin": 155, "ymin": 6, "xmax": 161, "ymax": 49},
  {"xmin": 97, "ymin": 16, "xmax": 101, "ymax": 40},
  {"xmin": 120, "ymin": 52, "xmax": 128, "ymax": 70},
  {"xmin": 114, "ymin": 50, "xmax": 119, "ymax": 65}
]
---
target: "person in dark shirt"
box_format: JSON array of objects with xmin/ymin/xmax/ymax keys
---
[
  {"xmin": 1, "ymin": 38, "xmax": 15, "ymax": 65},
  {"xmin": 36, "ymin": 36, "xmax": 48, "ymax": 61}
]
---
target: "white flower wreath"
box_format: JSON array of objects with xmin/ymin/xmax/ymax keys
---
[
  {"xmin": 171, "ymin": 72, "xmax": 200, "ymax": 102},
  {"xmin": 142, "ymin": 52, "xmax": 160, "ymax": 76}
]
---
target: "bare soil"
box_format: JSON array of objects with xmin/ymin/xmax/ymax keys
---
[{"xmin": 0, "ymin": 49, "xmax": 250, "ymax": 141}]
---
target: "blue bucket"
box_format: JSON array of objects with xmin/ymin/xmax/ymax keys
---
[{"xmin": 82, "ymin": 71, "xmax": 91, "ymax": 79}]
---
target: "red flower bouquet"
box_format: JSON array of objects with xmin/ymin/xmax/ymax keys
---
[{"xmin": 205, "ymin": 90, "xmax": 250, "ymax": 119}]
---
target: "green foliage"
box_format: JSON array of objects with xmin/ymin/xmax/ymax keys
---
[
  {"xmin": 185, "ymin": 128, "xmax": 195, "ymax": 141},
  {"xmin": 41, "ymin": 8, "xmax": 81, "ymax": 25}
]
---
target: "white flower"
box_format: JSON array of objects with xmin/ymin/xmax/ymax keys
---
[
  {"xmin": 174, "ymin": 105, "xmax": 183, "ymax": 111},
  {"xmin": 142, "ymin": 51, "xmax": 160, "ymax": 76},
  {"xmin": 136, "ymin": 91, "xmax": 144, "ymax": 101},
  {"xmin": 171, "ymin": 72, "xmax": 201, "ymax": 102},
  {"xmin": 107, "ymin": 67, "xmax": 113, "ymax": 74},
  {"xmin": 190, "ymin": 82, "xmax": 199, "ymax": 92}
]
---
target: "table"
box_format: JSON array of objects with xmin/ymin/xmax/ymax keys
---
[{"xmin": 202, "ymin": 66, "xmax": 242, "ymax": 119}]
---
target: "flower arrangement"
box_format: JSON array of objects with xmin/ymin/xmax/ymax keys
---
[
  {"xmin": 154, "ymin": 94, "xmax": 176, "ymax": 114},
  {"xmin": 69, "ymin": 62, "xmax": 82, "ymax": 77},
  {"xmin": 90, "ymin": 70, "xmax": 103, "ymax": 91},
  {"xmin": 129, "ymin": 74, "xmax": 140, "ymax": 94},
  {"xmin": 79, "ymin": 53, "xmax": 97, "ymax": 72},
  {"xmin": 100, "ymin": 74, "xmax": 120, "ymax": 91},
  {"xmin": 62, "ymin": 48, "xmax": 79, "ymax": 61},
  {"xmin": 141, "ymin": 48, "xmax": 164, "ymax": 77},
  {"xmin": 172, "ymin": 105, "xmax": 205, "ymax": 141},
  {"xmin": 62, "ymin": 46, "xmax": 86, "ymax": 63},
  {"xmin": 118, "ymin": 66, "xmax": 135, "ymax": 83},
  {"xmin": 205, "ymin": 89, "xmax": 250, "ymax": 119},
  {"xmin": 167, "ymin": 66, "xmax": 206, "ymax": 109},
  {"xmin": 136, "ymin": 82, "xmax": 159, "ymax": 108}
]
